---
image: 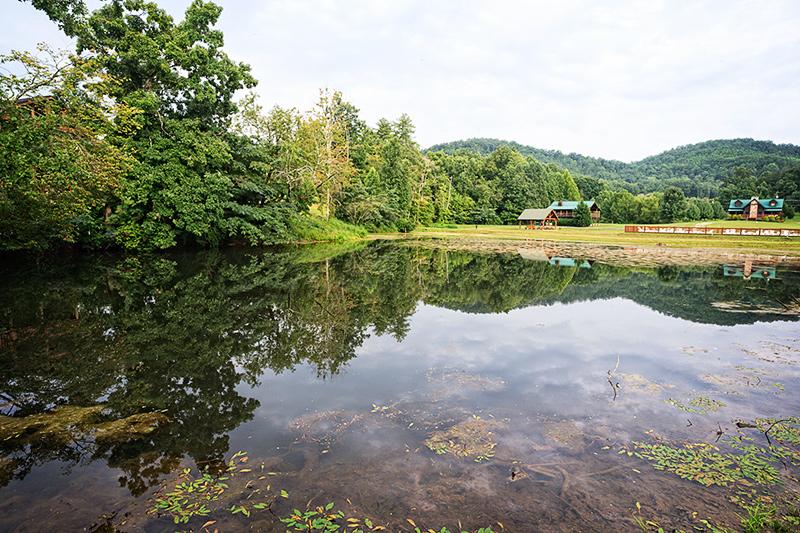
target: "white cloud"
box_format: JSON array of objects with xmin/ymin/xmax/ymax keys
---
[{"xmin": 3, "ymin": 0, "xmax": 799, "ymax": 161}]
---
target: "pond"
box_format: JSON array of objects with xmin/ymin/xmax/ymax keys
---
[{"xmin": 1, "ymin": 240, "xmax": 799, "ymax": 532}]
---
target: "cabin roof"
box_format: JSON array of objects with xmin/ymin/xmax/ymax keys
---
[
  {"xmin": 727, "ymin": 197, "xmax": 784, "ymax": 211},
  {"xmin": 548, "ymin": 200, "xmax": 596, "ymax": 210},
  {"xmin": 517, "ymin": 208, "xmax": 556, "ymax": 221}
]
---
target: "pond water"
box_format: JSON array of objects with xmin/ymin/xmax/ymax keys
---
[{"xmin": 1, "ymin": 240, "xmax": 799, "ymax": 532}]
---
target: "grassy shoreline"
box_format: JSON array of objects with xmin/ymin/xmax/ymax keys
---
[{"xmin": 384, "ymin": 221, "xmax": 800, "ymax": 256}]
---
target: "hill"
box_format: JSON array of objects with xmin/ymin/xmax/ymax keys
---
[{"xmin": 427, "ymin": 138, "xmax": 800, "ymax": 196}]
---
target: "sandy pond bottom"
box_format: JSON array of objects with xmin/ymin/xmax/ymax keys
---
[{"xmin": 1, "ymin": 243, "xmax": 799, "ymax": 532}]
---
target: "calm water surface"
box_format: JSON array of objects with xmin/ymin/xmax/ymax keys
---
[{"xmin": 1, "ymin": 241, "xmax": 799, "ymax": 531}]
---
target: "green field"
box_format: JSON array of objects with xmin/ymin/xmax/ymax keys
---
[{"xmin": 407, "ymin": 220, "xmax": 800, "ymax": 255}]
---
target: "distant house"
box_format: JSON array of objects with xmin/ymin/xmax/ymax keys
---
[
  {"xmin": 723, "ymin": 263, "xmax": 776, "ymax": 281},
  {"xmin": 517, "ymin": 208, "xmax": 558, "ymax": 228},
  {"xmin": 549, "ymin": 200, "xmax": 601, "ymax": 221},
  {"xmin": 727, "ymin": 197, "xmax": 783, "ymax": 220}
]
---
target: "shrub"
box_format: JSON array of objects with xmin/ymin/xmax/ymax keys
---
[{"xmin": 395, "ymin": 218, "xmax": 416, "ymax": 233}]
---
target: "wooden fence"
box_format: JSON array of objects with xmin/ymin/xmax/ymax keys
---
[{"xmin": 623, "ymin": 225, "xmax": 800, "ymax": 237}]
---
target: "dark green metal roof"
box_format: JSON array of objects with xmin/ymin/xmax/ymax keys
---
[
  {"xmin": 727, "ymin": 197, "xmax": 784, "ymax": 212},
  {"xmin": 549, "ymin": 200, "xmax": 596, "ymax": 210}
]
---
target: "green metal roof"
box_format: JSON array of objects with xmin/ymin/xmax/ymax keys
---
[
  {"xmin": 727, "ymin": 197, "xmax": 784, "ymax": 212},
  {"xmin": 549, "ymin": 257, "xmax": 593, "ymax": 269},
  {"xmin": 548, "ymin": 200, "xmax": 596, "ymax": 210}
]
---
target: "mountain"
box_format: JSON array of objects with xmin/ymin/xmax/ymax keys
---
[{"xmin": 426, "ymin": 138, "xmax": 800, "ymax": 195}]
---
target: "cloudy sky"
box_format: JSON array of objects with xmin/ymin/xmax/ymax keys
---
[{"xmin": 4, "ymin": 0, "xmax": 800, "ymax": 161}]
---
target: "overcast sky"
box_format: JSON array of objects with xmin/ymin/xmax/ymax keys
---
[{"xmin": 4, "ymin": 0, "xmax": 800, "ymax": 161}]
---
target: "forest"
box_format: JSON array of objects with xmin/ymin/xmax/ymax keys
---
[
  {"xmin": 1, "ymin": 0, "xmax": 798, "ymax": 252},
  {"xmin": 430, "ymin": 138, "xmax": 800, "ymax": 201}
]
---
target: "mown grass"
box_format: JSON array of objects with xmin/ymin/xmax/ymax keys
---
[{"xmin": 407, "ymin": 221, "xmax": 800, "ymax": 255}]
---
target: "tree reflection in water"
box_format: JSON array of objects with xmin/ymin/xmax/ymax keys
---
[{"xmin": 1, "ymin": 241, "xmax": 798, "ymax": 493}]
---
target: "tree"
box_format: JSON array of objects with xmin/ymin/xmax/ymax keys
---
[
  {"xmin": 660, "ymin": 187, "xmax": 687, "ymax": 223},
  {"xmin": 74, "ymin": 0, "xmax": 257, "ymax": 249},
  {"xmin": 0, "ymin": 46, "xmax": 132, "ymax": 250},
  {"xmin": 573, "ymin": 202, "xmax": 592, "ymax": 227},
  {"xmin": 20, "ymin": 0, "xmax": 88, "ymax": 36},
  {"xmin": 297, "ymin": 90, "xmax": 355, "ymax": 219}
]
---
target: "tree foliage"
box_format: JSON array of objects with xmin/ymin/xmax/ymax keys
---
[
  {"xmin": 0, "ymin": 46, "xmax": 132, "ymax": 249},
  {"xmin": 573, "ymin": 202, "xmax": 592, "ymax": 227},
  {"xmin": 430, "ymin": 138, "xmax": 800, "ymax": 199},
  {"xmin": 5, "ymin": 0, "xmax": 798, "ymax": 252}
]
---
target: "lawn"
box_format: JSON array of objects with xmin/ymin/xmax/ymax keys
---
[{"xmin": 408, "ymin": 220, "xmax": 800, "ymax": 255}]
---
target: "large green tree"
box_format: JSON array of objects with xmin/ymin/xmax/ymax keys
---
[
  {"xmin": 0, "ymin": 46, "xmax": 132, "ymax": 250},
  {"xmin": 74, "ymin": 0, "xmax": 257, "ymax": 249},
  {"xmin": 659, "ymin": 187, "xmax": 687, "ymax": 223}
]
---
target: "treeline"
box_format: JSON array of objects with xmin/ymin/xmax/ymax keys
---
[
  {"xmin": 430, "ymin": 138, "xmax": 800, "ymax": 201},
  {"xmin": 2, "ymin": 1, "xmax": 797, "ymax": 253},
  {"xmin": 0, "ymin": 0, "xmax": 583, "ymax": 251}
]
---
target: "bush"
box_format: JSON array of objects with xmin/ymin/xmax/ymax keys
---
[
  {"xmin": 429, "ymin": 222, "xmax": 459, "ymax": 229},
  {"xmin": 395, "ymin": 218, "xmax": 416, "ymax": 233},
  {"xmin": 784, "ymin": 203, "xmax": 795, "ymax": 219}
]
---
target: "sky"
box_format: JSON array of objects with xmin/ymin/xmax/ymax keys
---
[{"xmin": 3, "ymin": 0, "xmax": 800, "ymax": 162}]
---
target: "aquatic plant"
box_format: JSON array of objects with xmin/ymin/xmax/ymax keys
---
[
  {"xmin": 151, "ymin": 450, "xmax": 277, "ymax": 525},
  {"xmin": 153, "ymin": 470, "xmax": 221, "ymax": 524},
  {"xmin": 424, "ymin": 416, "xmax": 499, "ymax": 462},
  {"xmin": 754, "ymin": 417, "xmax": 800, "ymax": 446},
  {"xmin": 665, "ymin": 395, "xmax": 725, "ymax": 414},
  {"xmin": 629, "ymin": 441, "xmax": 780, "ymax": 487},
  {"xmin": 405, "ymin": 519, "xmax": 494, "ymax": 533},
  {"xmin": 281, "ymin": 502, "xmax": 386, "ymax": 532}
]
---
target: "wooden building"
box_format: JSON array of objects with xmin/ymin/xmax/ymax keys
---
[
  {"xmin": 727, "ymin": 197, "xmax": 784, "ymax": 220},
  {"xmin": 549, "ymin": 200, "xmax": 601, "ymax": 221},
  {"xmin": 517, "ymin": 208, "xmax": 558, "ymax": 229}
]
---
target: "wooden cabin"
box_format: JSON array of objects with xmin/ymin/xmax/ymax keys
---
[
  {"xmin": 549, "ymin": 200, "xmax": 601, "ymax": 221},
  {"xmin": 517, "ymin": 208, "xmax": 558, "ymax": 229},
  {"xmin": 727, "ymin": 197, "xmax": 783, "ymax": 220}
]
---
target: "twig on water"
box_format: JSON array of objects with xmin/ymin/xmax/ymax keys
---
[
  {"xmin": 607, "ymin": 355, "xmax": 621, "ymax": 401},
  {"xmin": 714, "ymin": 422, "xmax": 725, "ymax": 442},
  {"xmin": 763, "ymin": 418, "xmax": 791, "ymax": 447}
]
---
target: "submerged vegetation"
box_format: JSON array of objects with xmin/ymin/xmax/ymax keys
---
[
  {"xmin": 665, "ymin": 395, "xmax": 726, "ymax": 415},
  {"xmin": 628, "ymin": 440, "xmax": 781, "ymax": 487},
  {"xmin": 424, "ymin": 416, "xmax": 500, "ymax": 462}
]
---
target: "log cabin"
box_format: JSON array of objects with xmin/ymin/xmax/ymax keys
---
[
  {"xmin": 727, "ymin": 197, "xmax": 784, "ymax": 220},
  {"xmin": 548, "ymin": 200, "xmax": 601, "ymax": 221}
]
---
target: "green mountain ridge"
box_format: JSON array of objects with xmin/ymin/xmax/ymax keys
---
[{"xmin": 427, "ymin": 137, "xmax": 800, "ymax": 196}]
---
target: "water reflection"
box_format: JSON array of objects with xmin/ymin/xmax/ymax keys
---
[{"xmin": 0, "ymin": 242, "xmax": 798, "ymax": 521}]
